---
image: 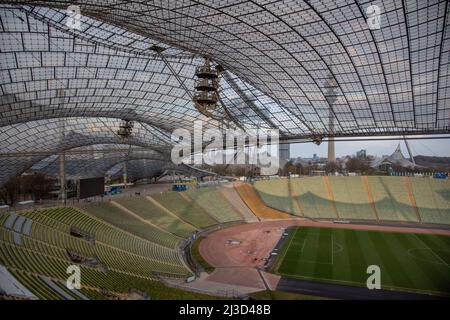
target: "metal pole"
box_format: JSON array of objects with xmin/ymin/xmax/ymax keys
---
[
  {"xmin": 123, "ymin": 161, "xmax": 128, "ymax": 187},
  {"xmin": 404, "ymin": 136, "xmax": 416, "ymax": 164},
  {"xmin": 59, "ymin": 152, "xmax": 66, "ymax": 205},
  {"xmin": 325, "ymin": 73, "xmax": 337, "ymax": 163}
]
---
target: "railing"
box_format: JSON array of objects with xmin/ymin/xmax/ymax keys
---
[
  {"xmin": 179, "ymin": 220, "xmax": 246, "ymax": 276},
  {"xmin": 151, "ymin": 271, "xmax": 187, "ymax": 280},
  {"xmin": 155, "ymin": 273, "xmax": 242, "ymax": 298}
]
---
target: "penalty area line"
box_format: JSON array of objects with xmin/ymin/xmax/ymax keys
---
[{"xmin": 413, "ymin": 234, "xmax": 449, "ymax": 268}]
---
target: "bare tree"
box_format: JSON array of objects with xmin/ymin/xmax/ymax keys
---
[
  {"xmin": 324, "ymin": 161, "xmax": 341, "ymax": 174},
  {"xmin": 346, "ymin": 155, "xmax": 375, "ymax": 175}
]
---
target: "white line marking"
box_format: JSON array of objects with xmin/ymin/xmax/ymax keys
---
[
  {"xmin": 427, "ymin": 248, "xmax": 449, "ymax": 268},
  {"xmin": 413, "ymin": 234, "xmax": 449, "ymax": 268},
  {"xmin": 300, "ymin": 238, "xmax": 306, "ymax": 253},
  {"xmin": 277, "ymin": 228, "xmax": 296, "ymax": 267},
  {"xmin": 428, "ymin": 248, "xmax": 450, "ymax": 268},
  {"xmin": 334, "ymin": 242, "xmax": 344, "ymax": 254},
  {"xmin": 284, "ymin": 259, "xmax": 333, "ymax": 265},
  {"xmin": 407, "ymin": 248, "xmax": 449, "ymax": 266},
  {"xmin": 331, "ymin": 233, "xmax": 334, "ymax": 265}
]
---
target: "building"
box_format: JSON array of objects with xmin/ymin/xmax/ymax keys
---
[
  {"xmin": 372, "ymin": 144, "xmax": 420, "ymax": 170},
  {"xmin": 279, "ymin": 144, "xmax": 290, "ymax": 163},
  {"xmin": 357, "ymin": 149, "xmax": 367, "ymax": 158}
]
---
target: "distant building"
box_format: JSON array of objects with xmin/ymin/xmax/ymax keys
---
[
  {"xmin": 292, "ymin": 157, "xmax": 311, "ymax": 166},
  {"xmin": 357, "ymin": 149, "xmax": 367, "ymax": 158},
  {"xmin": 279, "ymin": 144, "xmax": 290, "ymax": 163},
  {"xmin": 371, "ymin": 144, "xmax": 420, "ymax": 170},
  {"xmin": 340, "ymin": 155, "xmax": 352, "ymax": 169},
  {"xmin": 313, "ymin": 154, "xmax": 319, "ymax": 161}
]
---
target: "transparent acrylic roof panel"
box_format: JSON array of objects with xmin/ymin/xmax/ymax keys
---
[
  {"xmin": 1, "ymin": 1, "xmax": 450, "ymax": 185},
  {"xmin": 0, "ymin": 117, "xmax": 172, "ymax": 185},
  {"xmin": 31, "ymin": 144, "xmax": 167, "ymax": 180},
  {"xmin": 106, "ymin": 159, "xmax": 170, "ymax": 181},
  {"xmin": 2, "ymin": 1, "xmax": 449, "ymax": 138},
  {"xmin": 0, "ymin": 4, "xmax": 295, "ymax": 133}
]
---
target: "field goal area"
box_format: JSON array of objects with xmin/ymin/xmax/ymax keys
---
[{"xmin": 280, "ymin": 229, "xmax": 343, "ymax": 266}]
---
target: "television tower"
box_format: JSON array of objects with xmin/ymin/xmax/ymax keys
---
[{"xmin": 324, "ymin": 73, "xmax": 338, "ymax": 163}]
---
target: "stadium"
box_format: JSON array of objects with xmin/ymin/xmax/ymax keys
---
[{"xmin": 0, "ymin": 0, "xmax": 449, "ymax": 302}]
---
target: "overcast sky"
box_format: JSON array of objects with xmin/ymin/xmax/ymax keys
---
[{"xmin": 290, "ymin": 138, "xmax": 450, "ymax": 159}]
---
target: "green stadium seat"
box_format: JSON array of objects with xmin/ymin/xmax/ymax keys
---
[
  {"xmin": 290, "ymin": 177, "xmax": 336, "ymax": 219},
  {"xmin": 329, "ymin": 176, "xmax": 376, "ymax": 220},
  {"xmin": 152, "ymin": 192, "xmax": 218, "ymax": 228},
  {"xmin": 186, "ymin": 187, "xmax": 244, "ymax": 223},
  {"xmin": 369, "ymin": 176, "xmax": 419, "ymax": 222},
  {"xmin": 114, "ymin": 197, "xmax": 196, "ymax": 238},
  {"xmin": 411, "ymin": 178, "xmax": 450, "ymax": 224},
  {"xmin": 0, "ymin": 205, "xmax": 201, "ymax": 300},
  {"xmin": 81, "ymin": 202, "xmax": 181, "ymax": 248},
  {"xmin": 253, "ymin": 179, "xmax": 300, "ymax": 215}
]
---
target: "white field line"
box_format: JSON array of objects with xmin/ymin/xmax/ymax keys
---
[
  {"xmin": 331, "ymin": 233, "xmax": 334, "ymax": 265},
  {"xmin": 300, "ymin": 238, "xmax": 307, "ymax": 253},
  {"xmin": 296, "ymin": 238, "xmax": 307, "ymax": 260},
  {"xmin": 428, "ymin": 249, "xmax": 449, "ymax": 268},
  {"xmin": 295, "ymin": 231, "xmax": 332, "ymax": 238},
  {"xmin": 284, "ymin": 228, "xmax": 297, "ymax": 256},
  {"xmin": 281, "ymin": 258, "xmax": 333, "ymax": 265},
  {"xmin": 413, "ymin": 234, "xmax": 449, "ymax": 268},
  {"xmin": 276, "ymin": 228, "xmax": 297, "ymax": 270}
]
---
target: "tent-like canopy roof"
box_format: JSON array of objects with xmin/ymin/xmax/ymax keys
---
[
  {"xmin": 0, "ymin": 1, "xmax": 449, "ymax": 184},
  {"xmin": 372, "ymin": 143, "xmax": 419, "ymax": 168}
]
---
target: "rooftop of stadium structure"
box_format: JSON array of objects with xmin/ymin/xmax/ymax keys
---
[{"xmin": 0, "ymin": 1, "xmax": 449, "ymax": 185}]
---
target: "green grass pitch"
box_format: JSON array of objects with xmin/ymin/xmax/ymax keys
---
[{"xmin": 273, "ymin": 227, "xmax": 450, "ymax": 296}]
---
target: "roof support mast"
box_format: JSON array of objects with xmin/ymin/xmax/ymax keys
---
[
  {"xmin": 403, "ymin": 136, "xmax": 415, "ymax": 165},
  {"xmin": 57, "ymin": 89, "xmax": 67, "ymax": 205}
]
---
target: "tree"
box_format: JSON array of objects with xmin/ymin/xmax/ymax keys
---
[
  {"xmin": 280, "ymin": 160, "xmax": 298, "ymax": 176},
  {"xmin": 0, "ymin": 173, "xmax": 56, "ymax": 206},
  {"xmin": 324, "ymin": 161, "xmax": 341, "ymax": 174},
  {"xmin": 0, "ymin": 177, "xmax": 20, "ymax": 205},
  {"xmin": 345, "ymin": 155, "xmax": 375, "ymax": 175},
  {"xmin": 26, "ymin": 173, "xmax": 55, "ymax": 200}
]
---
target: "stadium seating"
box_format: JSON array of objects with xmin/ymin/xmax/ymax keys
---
[
  {"xmin": 329, "ymin": 176, "xmax": 377, "ymax": 220},
  {"xmin": 252, "ymin": 176, "xmax": 450, "ymax": 224},
  {"xmin": 368, "ymin": 176, "xmax": 419, "ymax": 222},
  {"xmin": 219, "ymin": 185, "xmax": 259, "ymax": 222},
  {"xmin": 234, "ymin": 183, "xmax": 292, "ymax": 220},
  {"xmin": 411, "ymin": 178, "xmax": 450, "ymax": 224},
  {"xmin": 81, "ymin": 202, "xmax": 181, "ymax": 247},
  {"xmin": 16, "ymin": 209, "xmax": 183, "ymax": 268},
  {"xmin": 151, "ymin": 192, "xmax": 218, "ymax": 228},
  {"xmin": 9, "ymin": 270, "xmax": 62, "ymax": 300},
  {"xmin": 0, "ymin": 206, "xmax": 224, "ymax": 300},
  {"xmin": 113, "ymin": 197, "xmax": 196, "ymax": 237},
  {"xmin": 290, "ymin": 177, "xmax": 336, "ymax": 219},
  {"xmin": 1, "ymin": 212, "xmax": 186, "ymax": 273},
  {"xmin": 186, "ymin": 187, "xmax": 244, "ymax": 223},
  {"xmin": 1, "ymin": 178, "xmax": 448, "ymax": 300},
  {"xmin": 253, "ymin": 179, "xmax": 300, "ymax": 215}
]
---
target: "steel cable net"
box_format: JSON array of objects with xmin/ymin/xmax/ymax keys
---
[
  {"xmin": 0, "ymin": 1, "xmax": 449, "ymax": 184},
  {"xmin": 31, "ymin": 145, "xmax": 168, "ymax": 181}
]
